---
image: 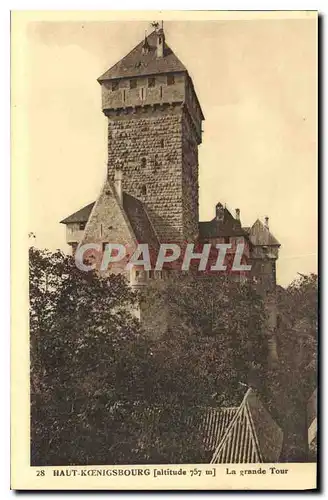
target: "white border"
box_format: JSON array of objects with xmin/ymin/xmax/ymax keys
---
[{"xmin": 3, "ymin": 3, "xmax": 324, "ymax": 498}]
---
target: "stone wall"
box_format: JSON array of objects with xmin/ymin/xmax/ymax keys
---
[
  {"xmin": 107, "ymin": 105, "xmax": 200, "ymax": 242},
  {"xmin": 102, "ymin": 73, "xmax": 186, "ymax": 111},
  {"xmin": 182, "ymin": 110, "xmax": 199, "ymax": 240}
]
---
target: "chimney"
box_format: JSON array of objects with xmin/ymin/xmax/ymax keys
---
[
  {"xmin": 114, "ymin": 169, "xmax": 123, "ymax": 202},
  {"xmin": 156, "ymin": 23, "xmax": 165, "ymax": 58},
  {"xmin": 235, "ymin": 208, "xmax": 240, "ymax": 221},
  {"xmin": 264, "ymin": 217, "xmax": 269, "ymax": 229}
]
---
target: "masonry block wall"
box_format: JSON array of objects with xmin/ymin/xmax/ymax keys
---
[
  {"xmin": 182, "ymin": 109, "xmax": 199, "ymax": 241},
  {"xmin": 102, "ymin": 73, "xmax": 186, "ymax": 110},
  {"xmin": 106, "ymin": 104, "xmax": 199, "ymax": 242}
]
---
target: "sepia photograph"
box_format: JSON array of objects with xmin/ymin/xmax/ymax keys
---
[{"xmin": 11, "ymin": 10, "xmax": 318, "ymax": 490}]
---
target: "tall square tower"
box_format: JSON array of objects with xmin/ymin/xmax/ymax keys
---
[{"xmin": 98, "ymin": 26, "xmax": 204, "ymax": 242}]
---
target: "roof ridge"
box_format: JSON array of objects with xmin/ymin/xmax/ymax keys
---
[
  {"xmin": 98, "ymin": 30, "xmax": 187, "ymax": 82},
  {"xmin": 210, "ymin": 389, "xmax": 252, "ymax": 464},
  {"xmin": 97, "ymin": 30, "xmax": 158, "ymax": 83}
]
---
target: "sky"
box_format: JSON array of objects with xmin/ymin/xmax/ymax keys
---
[{"xmin": 17, "ymin": 14, "xmax": 317, "ymax": 286}]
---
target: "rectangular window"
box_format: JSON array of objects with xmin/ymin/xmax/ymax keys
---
[
  {"xmin": 130, "ymin": 79, "xmax": 137, "ymax": 89},
  {"xmin": 111, "ymin": 81, "xmax": 119, "ymax": 91},
  {"xmin": 148, "ymin": 77, "xmax": 155, "ymax": 88},
  {"xmin": 102, "ymin": 242, "xmax": 108, "ymax": 253},
  {"xmin": 272, "ymin": 261, "xmax": 276, "ymax": 282},
  {"xmin": 79, "ymin": 222, "xmax": 86, "ymax": 230},
  {"xmin": 167, "ymin": 74, "xmax": 175, "ymax": 86}
]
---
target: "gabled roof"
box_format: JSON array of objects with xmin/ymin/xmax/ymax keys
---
[
  {"xmin": 123, "ymin": 192, "xmax": 159, "ymax": 251},
  {"xmin": 98, "ymin": 30, "xmax": 187, "ymax": 82},
  {"xmin": 60, "ymin": 191, "xmax": 159, "ymax": 250},
  {"xmin": 211, "ymin": 388, "xmax": 283, "ymax": 464},
  {"xmin": 199, "ymin": 203, "xmax": 247, "ymax": 239},
  {"xmin": 60, "ymin": 202, "xmax": 95, "ymax": 224},
  {"xmin": 248, "ymin": 219, "xmax": 280, "ymax": 247}
]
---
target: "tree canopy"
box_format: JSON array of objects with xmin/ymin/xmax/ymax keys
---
[{"xmin": 30, "ymin": 246, "xmax": 317, "ymax": 465}]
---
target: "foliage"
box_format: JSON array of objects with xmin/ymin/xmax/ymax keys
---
[
  {"xmin": 139, "ymin": 274, "xmax": 267, "ymax": 408},
  {"xmin": 267, "ymin": 273, "xmax": 318, "ymax": 461},
  {"xmin": 30, "ymin": 248, "xmax": 268, "ymax": 465}
]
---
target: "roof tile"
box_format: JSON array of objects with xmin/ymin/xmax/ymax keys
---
[{"xmin": 98, "ymin": 31, "xmax": 187, "ymax": 82}]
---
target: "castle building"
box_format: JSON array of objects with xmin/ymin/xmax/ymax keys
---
[
  {"xmin": 61, "ymin": 24, "xmax": 280, "ymax": 309},
  {"xmin": 58, "ymin": 25, "xmax": 288, "ymax": 460}
]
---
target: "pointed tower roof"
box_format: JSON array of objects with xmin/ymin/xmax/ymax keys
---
[
  {"xmin": 98, "ymin": 30, "xmax": 187, "ymax": 82},
  {"xmin": 247, "ymin": 219, "xmax": 280, "ymax": 247}
]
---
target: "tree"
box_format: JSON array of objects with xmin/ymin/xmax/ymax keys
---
[
  {"xmin": 30, "ymin": 248, "xmax": 268, "ymax": 465},
  {"xmin": 30, "ymin": 247, "xmax": 146, "ymax": 465},
  {"xmin": 139, "ymin": 274, "xmax": 268, "ymax": 408},
  {"xmin": 269, "ymin": 273, "xmax": 318, "ymax": 461}
]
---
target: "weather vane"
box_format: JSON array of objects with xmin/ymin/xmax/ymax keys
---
[{"xmin": 151, "ymin": 21, "xmax": 163, "ymax": 31}]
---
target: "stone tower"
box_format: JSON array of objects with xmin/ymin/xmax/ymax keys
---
[{"xmin": 97, "ymin": 25, "xmax": 204, "ymax": 243}]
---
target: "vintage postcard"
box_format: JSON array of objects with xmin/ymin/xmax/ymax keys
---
[{"xmin": 11, "ymin": 10, "xmax": 318, "ymax": 490}]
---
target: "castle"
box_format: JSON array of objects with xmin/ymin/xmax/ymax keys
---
[{"xmin": 61, "ymin": 24, "xmax": 281, "ymax": 361}]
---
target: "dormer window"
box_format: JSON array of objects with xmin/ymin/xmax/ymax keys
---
[
  {"xmin": 111, "ymin": 81, "xmax": 119, "ymax": 91},
  {"xmin": 130, "ymin": 79, "xmax": 137, "ymax": 90},
  {"xmin": 216, "ymin": 203, "xmax": 225, "ymax": 222},
  {"xmin": 167, "ymin": 74, "xmax": 175, "ymax": 86},
  {"xmin": 148, "ymin": 77, "xmax": 155, "ymax": 88}
]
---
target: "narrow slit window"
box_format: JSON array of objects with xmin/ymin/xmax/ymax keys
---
[
  {"xmin": 140, "ymin": 87, "xmax": 144, "ymax": 100},
  {"xmin": 122, "ymin": 89, "xmax": 126, "ymax": 102},
  {"xmin": 112, "ymin": 81, "xmax": 119, "ymax": 91},
  {"xmin": 130, "ymin": 79, "xmax": 137, "ymax": 90},
  {"xmin": 148, "ymin": 77, "xmax": 155, "ymax": 88},
  {"xmin": 167, "ymin": 74, "xmax": 175, "ymax": 86}
]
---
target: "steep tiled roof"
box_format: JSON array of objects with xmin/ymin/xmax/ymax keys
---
[
  {"xmin": 199, "ymin": 204, "xmax": 247, "ymax": 239},
  {"xmin": 200, "ymin": 407, "xmax": 236, "ymax": 452},
  {"xmin": 248, "ymin": 219, "xmax": 280, "ymax": 247},
  {"xmin": 60, "ymin": 192, "xmax": 159, "ymax": 250},
  {"xmin": 123, "ymin": 192, "xmax": 159, "ymax": 251},
  {"xmin": 60, "ymin": 202, "xmax": 95, "ymax": 224},
  {"xmin": 211, "ymin": 389, "xmax": 283, "ymax": 464},
  {"xmin": 98, "ymin": 31, "xmax": 187, "ymax": 82}
]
